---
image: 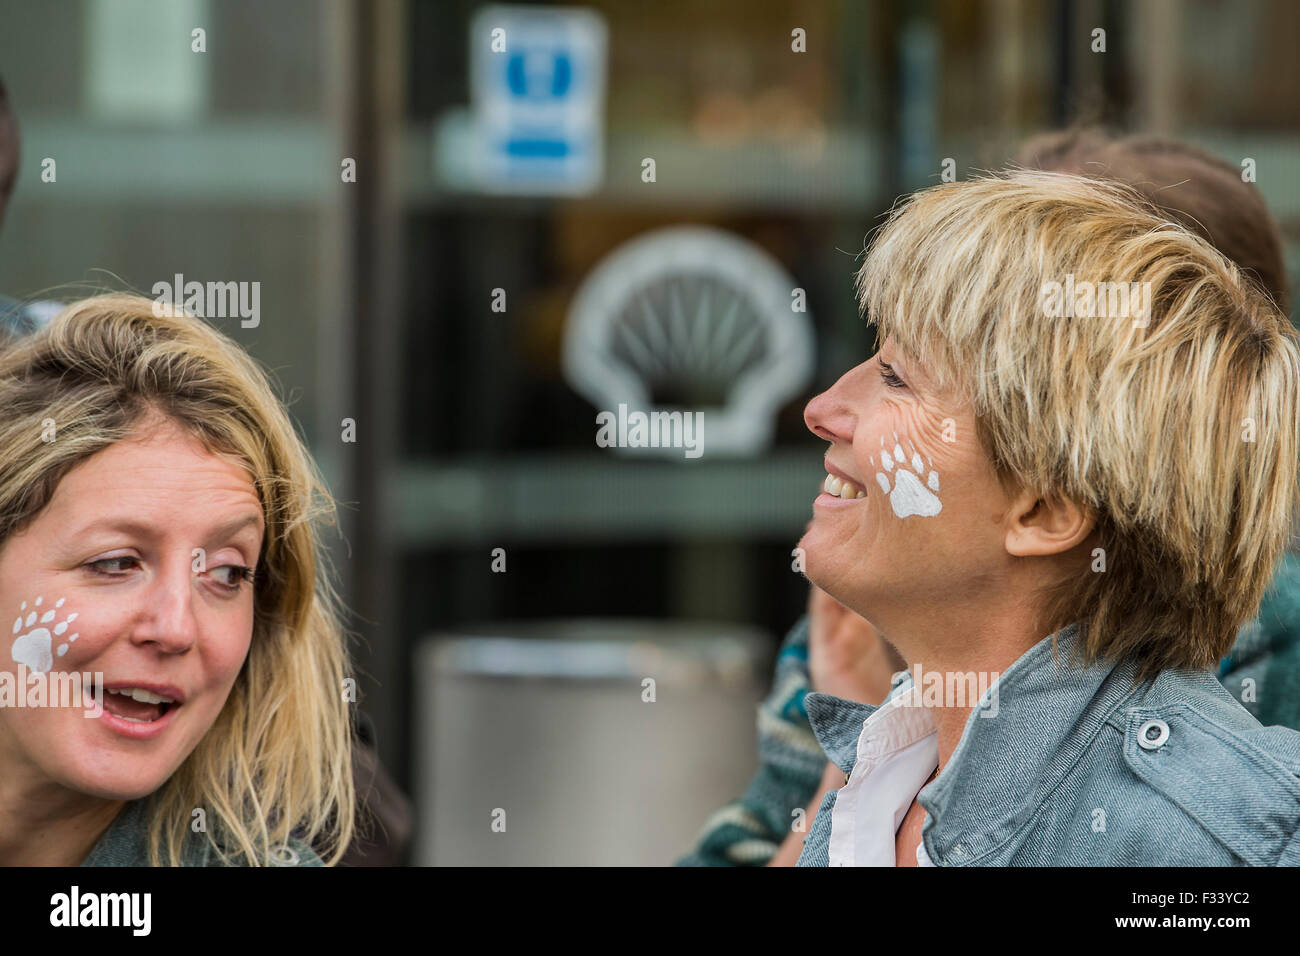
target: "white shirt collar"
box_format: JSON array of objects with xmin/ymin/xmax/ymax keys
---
[{"xmin": 827, "ymin": 680, "xmax": 939, "ymax": 866}]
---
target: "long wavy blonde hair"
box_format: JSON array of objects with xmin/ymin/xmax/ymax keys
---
[{"xmin": 0, "ymin": 292, "xmax": 355, "ymax": 865}]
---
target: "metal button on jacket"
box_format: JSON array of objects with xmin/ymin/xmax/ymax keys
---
[{"xmin": 1138, "ymin": 718, "xmax": 1170, "ymax": 750}]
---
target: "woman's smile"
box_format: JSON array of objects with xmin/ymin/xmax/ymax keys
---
[
  {"xmin": 816, "ymin": 458, "xmax": 869, "ymax": 507},
  {"xmin": 93, "ymin": 682, "xmax": 187, "ymax": 740}
]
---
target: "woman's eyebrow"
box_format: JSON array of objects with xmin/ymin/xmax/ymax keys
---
[
  {"xmin": 74, "ymin": 513, "xmax": 263, "ymax": 542},
  {"xmin": 74, "ymin": 517, "xmax": 159, "ymax": 540},
  {"xmin": 203, "ymin": 513, "xmax": 265, "ymax": 544}
]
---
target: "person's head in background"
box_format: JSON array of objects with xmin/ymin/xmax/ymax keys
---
[
  {"xmin": 1014, "ymin": 128, "xmax": 1291, "ymax": 317},
  {"xmin": 0, "ymin": 75, "xmax": 18, "ymax": 231},
  {"xmin": 0, "ymin": 73, "xmax": 40, "ymax": 347}
]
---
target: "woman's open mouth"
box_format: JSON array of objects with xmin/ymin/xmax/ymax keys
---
[
  {"xmin": 93, "ymin": 683, "xmax": 184, "ymax": 739},
  {"xmin": 816, "ymin": 468, "xmax": 868, "ymax": 507},
  {"xmin": 822, "ymin": 472, "xmax": 866, "ymax": 499},
  {"xmin": 104, "ymin": 687, "xmax": 175, "ymax": 722}
]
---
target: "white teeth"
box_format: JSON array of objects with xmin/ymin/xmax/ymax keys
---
[
  {"xmin": 107, "ymin": 687, "xmax": 175, "ymax": 705},
  {"xmin": 824, "ymin": 473, "xmax": 865, "ymax": 499}
]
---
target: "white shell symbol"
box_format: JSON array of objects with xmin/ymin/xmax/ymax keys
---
[{"xmin": 563, "ymin": 226, "xmax": 815, "ymax": 457}]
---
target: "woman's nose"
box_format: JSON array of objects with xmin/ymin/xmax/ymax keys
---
[
  {"xmin": 804, "ymin": 361, "xmax": 870, "ymax": 443},
  {"xmin": 129, "ymin": 562, "xmax": 200, "ymax": 653}
]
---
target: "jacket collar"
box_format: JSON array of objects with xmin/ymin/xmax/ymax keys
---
[
  {"xmin": 804, "ymin": 692, "xmax": 878, "ymax": 776},
  {"xmin": 81, "ymin": 799, "xmax": 215, "ymax": 866},
  {"xmin": 921, "ymin": 622, "xmax": 1146, "ymax": 863},
  {"xmin": 806, "ymin": 621, "xmax": 1143, "ymax": 865},
  {"xmin": 805, "ymin": 665, "xmax": 928, "ymax": 778}
]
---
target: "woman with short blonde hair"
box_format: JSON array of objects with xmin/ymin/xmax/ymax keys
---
[
  {"xmin": 797, "ymin": 170, "xmax": 1300, "ymax": 866},
  {"xmin": 856, "ymin": 169, "xmax": 1299, "ymax": 678},
  {"xmin": 0, "ymin": 293, "xmax": 354, "ymax": 866}
]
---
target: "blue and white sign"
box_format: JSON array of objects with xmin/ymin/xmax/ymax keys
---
[{"xmin": 470, "ymin": 5, "xmax": 607, "ymax": 195}]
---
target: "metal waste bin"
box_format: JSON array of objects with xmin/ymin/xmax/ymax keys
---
[{"xmin": 413, "ymin": 618, "xmax": 770, "ymax": 865}]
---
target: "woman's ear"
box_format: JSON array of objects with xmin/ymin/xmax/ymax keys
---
[{"xmin": 1003, "ymin": 489, "xmax": 1096, "ymax": 557}]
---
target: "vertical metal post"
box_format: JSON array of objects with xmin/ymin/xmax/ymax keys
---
[
  {"xmin": 1133, "ymin": 0, "xmax": 1179, "ymax": 134},
  {"xmin": 318, "ymin": 0, "xmax": 359, "ymax": 586},
  {"xmin": 349, "ymin": 0, "xmax": 408, "ymax": 782}
]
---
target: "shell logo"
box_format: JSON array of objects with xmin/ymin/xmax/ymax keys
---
[{"xmin": 563, "ymin": 226, "xmax": 815, "ymax": 457}]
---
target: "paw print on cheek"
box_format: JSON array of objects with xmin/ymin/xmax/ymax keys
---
[
  {"xmin": 872, "ymin": 433, "xmax": 942, "ymax": 518},
  {"xmin": 10, "ymin": 596, "xmax": 79, "ymax": 674}
]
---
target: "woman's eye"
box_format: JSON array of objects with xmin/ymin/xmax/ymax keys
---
[
  {"xmin": 878, "ymin": 360, "xmax": 906, "ymax": 389},
  {"xmin": 86, "ymin": 556, "xmax": 141, "ymax": 575},
  {"xmin": 210, "ymin": 565, "xmax": 256, "ymax": 592},
  {"xmin": 84, "ymin": 557, "xmax": 254, "ymax": 593}
]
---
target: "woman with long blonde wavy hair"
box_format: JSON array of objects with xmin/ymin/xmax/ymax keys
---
[{"xmin": 0, "ymin": 292, "xmax": 354, "ymax": 866}]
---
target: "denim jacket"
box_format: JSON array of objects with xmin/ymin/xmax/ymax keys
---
[
  {"xmin": 796, "ymin": 621, "xmax": 1300, "ymax": 866},
  {"xmin": 80, "ymin": 799, "xmax": 322, "ymax": 867}
]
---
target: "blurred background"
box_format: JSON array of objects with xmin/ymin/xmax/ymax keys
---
[{"xmin": 0, "ymin": 0, "xmax": 1297, "ymax": 864}]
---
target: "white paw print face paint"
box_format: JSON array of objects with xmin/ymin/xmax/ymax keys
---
[
  {"xmin": 871, "ymin": 432, "xmax": 942, "ymax": 518},
  {"xmin": 10, "ymin": 596, "xmax": 80, "ymax": 674}
]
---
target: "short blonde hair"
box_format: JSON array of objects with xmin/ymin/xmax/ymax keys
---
[
  {"xmin": 0, "ymin": 293, "xmax": 355, "ymax": 864},
  {"xmin": 858, "ymin": 170, "xmax": 1300, "ymax": 678}
]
